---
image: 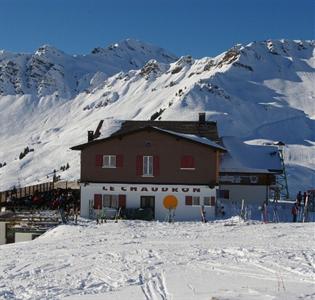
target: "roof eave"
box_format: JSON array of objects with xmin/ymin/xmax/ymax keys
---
[
  {"xmin": 70, "ymin": 145, "xmax": 86, "ymax": 151},
  {"xmin": 70, "ymin": 125, "xmax": 226, "ymax": 152},
  {"xmin": 267, "ymin": 169, "xmax": 283, "ymax": 174}
]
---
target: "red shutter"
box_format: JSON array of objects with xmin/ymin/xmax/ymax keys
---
[
  {"xmin": 94, "ymin": 194, "xmax": 102, "ymax": 209},
  {"xmin": 153, "ymin": 155, "xmax": 160, "ymax": 176},
  {"xmin": 118, "ymin": 194, "xmax": 126, "ymax": 209},
  {"xmin": 181, "ymin": 155, "xmax": 194, "ymax": 168},
  {"xmin": 223, "ymin": 190, "xmax": 229, "ymax": 199},
  {"xmin": 210, "ymin": 196, "xmax": 216, "ymax": 206},
  {"xmin": 189, "ymin": 156, "xmax": 194, "ymax": 168},
  {"xmin": 116, "ymin": 155, "xmax": 123, "ymax": 167},
  {"xmin": 185, "ymin": 196, "xmax": 192, "ymax": 206},
  {"xmin": 95, "ymin": 155, "xmax": 103, "ymax": 167},
  {"xmin": 136, "ymin": 155, "xmax": 143, "ymax": 176},
  {"xmin": 181, "ymin": 156, "xmax": 185, "ymax": 168}
]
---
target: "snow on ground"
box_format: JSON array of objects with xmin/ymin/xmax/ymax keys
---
[{"xmin": 0, "ymin": 219, "xmax": 314, "ymax": 300}]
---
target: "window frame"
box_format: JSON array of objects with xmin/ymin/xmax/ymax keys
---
[
  {"xmin": 102, "ymin": 194, "xmax": 119, "ymax": 208},
  {"xmin": 192, "ymin": 196, "xmax": 200, "ymax": 206},
  {"xmin": 142, "ymin": 155, "xmax": 153, "ymax": 177},
  {"xmin": 204, "ymin": 197, "xmax": 211, "ymax": 206},
  {"xmin": 203, "ymin": 196, "xmax": 216, "ymax": 206},
  {"xmin": 102, "ymin": 155, "xmax": 116, "ymax": 168}
]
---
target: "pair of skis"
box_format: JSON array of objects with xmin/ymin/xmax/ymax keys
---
[
  {"xmin": 96, "ymin": 206, "xmax": 121, "ymax": 223},
  {"xmin": 200, "ymin": 206, "xmax": 207, "ymax": 223},
  {"xmin": 167, "ymin": 208, "xmax": 176, "ymax": 223},
  {"xmin": 302, "ymin": 196, "xmax": 309, "ymax": 223},
  {"xmin": 114, "ymin": 207, "xmax": 122, "ymax": 223}
]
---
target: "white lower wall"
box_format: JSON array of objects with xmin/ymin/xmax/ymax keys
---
[
  {"xmin": 15, "ymin": 232, "xmax": 35, "ymax": 243},
  {"xmin": 219, "ymin": 184, "xmax": 268, "ymax": 206},
  {"xmin": 0, "ymin": 222, "xmax": 6, "ymax": 245},
  {"xmin": 81, "ymin": 183, "xmax": 216, "ymax": 221}
]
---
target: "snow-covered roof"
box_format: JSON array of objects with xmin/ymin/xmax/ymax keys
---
[
  {"xmin": 72, "ymin": 125, "xmax": 225, "ymax": 151},
  {"xmin": 220, "ymin": 136, "xmax": 282, "ymax": 174},
  {"xmin": 111, "ymin": 120, "xmax": 220, "ymax": 144},
  {"xmin": 152, "ymin": 127, "xmax": 226, "ymax": 151}
]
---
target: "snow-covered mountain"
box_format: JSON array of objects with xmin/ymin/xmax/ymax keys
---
[
  {"xmin": 0, "ymin": 39, "xmax": 176, "ymax": 98},
  {"xmin": 0, "ymin": 39, "xmax": 314, "ymax": 195}
]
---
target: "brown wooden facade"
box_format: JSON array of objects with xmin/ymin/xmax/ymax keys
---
[{"xmin": 75, "ymin": 127, "xmax": 223, "ymax": 186}]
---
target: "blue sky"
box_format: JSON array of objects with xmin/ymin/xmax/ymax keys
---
[{"xmin": 1, "ymin": 0, "xmax": 314, "ymax": 57}]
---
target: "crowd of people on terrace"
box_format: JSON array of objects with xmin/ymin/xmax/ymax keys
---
[{"xmin": 3, "ymin": 188, "xmax": 80, "ymax": 224}]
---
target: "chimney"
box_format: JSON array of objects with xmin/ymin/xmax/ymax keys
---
[
  {"xmin": 88, "ymin": 130, "xmax": 94, "ymax": 142},
  {"xmin": 199, "ymin": 112, "xmax": 206, "ymax": 124}
]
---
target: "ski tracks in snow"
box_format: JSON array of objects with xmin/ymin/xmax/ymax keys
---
[
  {"xmin": 139, "ymin": 271, "xmax": 170, "ymax": 300},
  {"xmin": 0, "ymin": 221, "xmax": 314, "ymax": 299},
  {"xmin": 124, "ymin": 247, "xmax": 170, "ymax": 300}
]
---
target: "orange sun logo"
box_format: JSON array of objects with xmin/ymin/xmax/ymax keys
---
[{"xmin": 163, "ymin": 195, "xmax": 178, "ymax": 209}]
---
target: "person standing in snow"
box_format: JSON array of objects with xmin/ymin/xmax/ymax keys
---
[
  {"xmin": 296, "ymin": 191, "xmax": 302, "ymax": 206},
  {"xmin": 200, "ymin": 205, "xmax": 207, "ymax": 223},
  {"xmin": 291, "ymin": 202, "xmax": 298, "ymax": 223},
  {"xmin": 95, "ymin": 204, "xmax": 102, "ymax": 224},
  {"xmin": 220, "ymin": 206, "xmax": 225, "ymax": 218},
  {"xmin": 59, "ymin": 193, "xmax": 67, "ymax": 224}
]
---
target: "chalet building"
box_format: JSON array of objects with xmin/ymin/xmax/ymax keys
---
[
  {"xmin": 71, "ymin": 113, "xmax": 283, "ymax": 221},
  {"xmin": 71, "ymin": 114, "xmax": 226, "ymax": 221}
]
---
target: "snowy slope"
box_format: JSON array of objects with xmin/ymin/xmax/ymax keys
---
[
  {"xmin": 0, "ymin": 219, "xmax": 314, "ymax": 300},
  {"xmin": 0, "ymin": 39, "xmax": 314, "ymax": 194}
]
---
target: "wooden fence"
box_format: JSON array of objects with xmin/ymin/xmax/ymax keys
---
[{"xmin": 0, "ymin": 181, "xmax": 79, "ymax": 203}]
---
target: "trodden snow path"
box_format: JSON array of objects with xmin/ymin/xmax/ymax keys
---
[{"xmin": 0, "ymin": 219, "xmax": 314, "ymax": 300}]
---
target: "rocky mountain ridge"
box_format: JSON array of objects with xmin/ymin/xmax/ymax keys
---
[{"xmin": 0, "ymin": 39, "xmax": 177, "ymax": 98}]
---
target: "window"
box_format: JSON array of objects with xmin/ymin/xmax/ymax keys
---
[
  {"xmin": 143, "ymin": 156, "xmax": 153, "ymax": 176},
  {"xmin": 140, "ymin": 196, "xmax": 155, "ymax": 209},
  {"xmin": 103, "ymin": 155, "xmax": 116, "ymax": 168},
  {"xmin": 136, "ymin": 155, "xmax": 159, "ymax": 176},
  {"xmin": 192, "ymin": 196, "xmax": 200, "ymax": 206},
  {"xmin": 103, "ymin": 195, "xmax": 111, "ymax": 207},
  {"xmin": 204, "ymin": 196, "xmax": 216, "ymax": 206},
  {"xmin": 204, "ymin": 197, "xmax": 211, "ymax": 206},
  {"xmin": 185, "ymin": 196, "xmax": 192, "ymax": 206},
  {"xmin": 218, "ymin": 190, "xmax": 229, "ymax": 199},
  {"xmin": 185, "ymin": 196, "xmax": 200, "ymax": 206},
  {"xmin": 103, "ymin": 194, "xmax": 118, "ymax": 208},
  {"xmin": 180, "ymin": 155, "xmax": 195, "ymax": 169},
  {"xmin": 111, "ymin": 196, "xmax": 118, "ymax": 208}
]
